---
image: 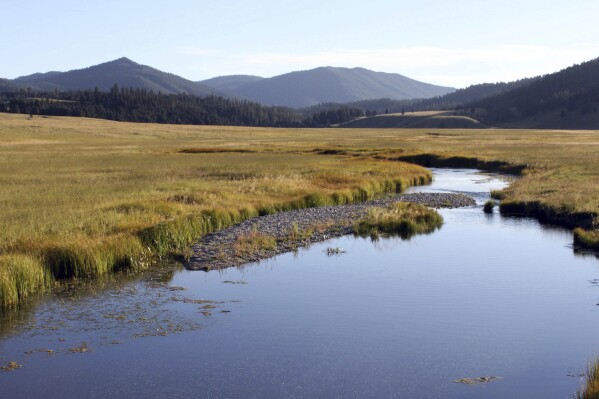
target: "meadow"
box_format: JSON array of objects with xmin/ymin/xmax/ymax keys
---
[{"xmin": 1, "ymin": 113, "xmax": 598, "ymax": 307}]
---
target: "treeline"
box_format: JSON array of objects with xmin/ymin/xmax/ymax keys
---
[{"xmin": 0, "ymin": 86, "xmax": 365, "ymax": 127}]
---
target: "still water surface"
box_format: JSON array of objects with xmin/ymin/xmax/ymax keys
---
[{"xmin": 1, "ymin": 169, "xmax": 598, "ymax": 398}]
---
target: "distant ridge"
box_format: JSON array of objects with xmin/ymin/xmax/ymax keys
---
[
  {"xmin": 1, "ymin": 59, "xmax": 455, "ymax": 108},
  {"xmin": 12, "ymin": 58, "xmax": 218, "ymax": 96},
  {"xmin": 200, "ymin": 75, "xmax": 264, "ymax": 93},
  {"xmin": 212, "ymin": 66, "xmax": 455, "ymax": 108}
]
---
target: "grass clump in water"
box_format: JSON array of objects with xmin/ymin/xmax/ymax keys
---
[
  {"xmin": 573, "ymin": 228, "xmax": 599, "ymax": 251},
  {"xmin": 576, "ymin": 359, "xmax": 599, "ymax": 399},
  {"xmin": 483, "ymin": 200, "xmax": 496, "ymax": 214},
  {"xmin": 354, "ymin": 202, "xmax": 443, "ymax": 239}
]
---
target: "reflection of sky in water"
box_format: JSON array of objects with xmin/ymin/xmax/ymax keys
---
[{"xmin": 1, "ymin": 169, "xmax": 598, "ymax": 399}]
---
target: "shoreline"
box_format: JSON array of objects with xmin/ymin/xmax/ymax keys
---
[{"xmin": 186, "ymin": 193, "xmax": 475, "ymax": 271}]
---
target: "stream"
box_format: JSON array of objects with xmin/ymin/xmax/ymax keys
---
[{"xmin": 1, "ymin": 169, "xmax": 598, "ymax": 398}]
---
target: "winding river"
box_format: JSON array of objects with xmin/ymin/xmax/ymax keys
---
[{"xmin": 1, "ymin": 169, "xmax": 598, "ymax": 398}]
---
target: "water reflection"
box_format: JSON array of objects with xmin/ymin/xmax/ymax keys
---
[{"xmin": 1, "ymin": 169, "xmax": 598, "ymax": 399}]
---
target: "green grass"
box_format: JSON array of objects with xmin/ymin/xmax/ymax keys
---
[
  {"xmin": 577, "ymin": 359, "xmax": 599, "ymax": 399},
  {"xmin": 354, "ymin": 202, "xmax": 443, "ymax": 239},
  {"xmin": 3, "ymin": 113, "xmax": 599, "ymax": 306},
  {"xmin": 574, "ymin": 228, "xmax": 599, "ymax": 251},
  {"xmin": 234, "ymin": 229, "xmax": 277, "ymax": 256}
]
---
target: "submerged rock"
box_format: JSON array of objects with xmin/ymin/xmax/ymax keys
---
[{"xmin": 453, "ymin": 376, "xmax": 502, "ymax": 384}]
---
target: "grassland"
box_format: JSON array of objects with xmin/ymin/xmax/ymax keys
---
[{"xmin": 1, "ymin": 113, "xmax": 599, "ymax": 307}]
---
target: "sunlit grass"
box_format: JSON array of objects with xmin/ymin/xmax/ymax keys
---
[
  {"xmin": 577, "ymin": 359, "xmax": 599, "ymax": 399},
  {"xmin": 354, "ymin": 202, "xmax": 443, "ymax": 239},
  {"xmin": 2, "ymin": 113, "xmax": 599, "ymax": 306},
  {"xmin": 0, "ymin": 114, "xmax": 431, "ymax": 307}
]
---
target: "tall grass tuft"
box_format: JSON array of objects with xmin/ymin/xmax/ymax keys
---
[
  {"xmin": 577, "ymin": 359, "xmax": 599, "ymax": 399},
  {"xmin": 43, "ymin": 234, "xmax": 148, "ymax": 279},
  {"xmin": 573, "ymin": 228, "xmax": 599, "ymax": 251},
  {"xmin": 483, "ymin": 200, "xmax": 496, "ymax": 213},
  {"xmin": 354, "ymin": 202, "xmax": 443, "ymax": 239},
  {"xmin": 0, "ymin": 254, "xmax": 52, "ymax": 308}
]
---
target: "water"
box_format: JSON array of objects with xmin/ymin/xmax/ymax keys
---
[{"xmin": 1, "ymin": 169, "xmax": 599, "ymax": 398}]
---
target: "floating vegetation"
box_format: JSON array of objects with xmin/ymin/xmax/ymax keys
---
[
  {"xmin": 222, "ymin": 280, "xmax": 248, "ymax": 285},
  {"xmin": 325, "ymin": 247, "xmax": 345, "ymax": 256},
  {"xmin": 68, "ymin": 342, "xmax": 90, "ymax": 353},
  {"xmin": 24, "ymin": 348, "xmax": 55, "ymax": 357},
  {"xmin": 0, "ymin": 361, "xmax": 21, "ymax": 372}
]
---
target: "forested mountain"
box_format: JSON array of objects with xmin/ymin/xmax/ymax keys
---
[
  {"xmin": 0, "ymin": 87, "xmax": 365, "ymax": 127},
  {"xmin": 11, "ymin": 58, "xmax": 218, "ymax": 96},
  {"xmin": 2, "ymin": 60, "xmax": 455, "ymax": 108},
  {"xmin": 200, "ymin": 75, "xmax": 264, "ymax": 93},
  {"xmin": 465, "ymin": 57, "xmax": 599, "ymax": 128},
  {"xmin": 300, "ymin": 78, "xmax": 537, "ymax": 116},
  {"xmin": 219, "ymin": 67, "xmax": 455, "ymax": 108},
  {"xmin": 0, "ymin": 78, "xmax": 22, "ymax": 92}
]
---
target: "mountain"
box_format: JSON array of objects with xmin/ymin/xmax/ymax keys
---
[
  {"xmin": 200, "ymin": 75, "xmax": 264, "ymax": 93},
  {"xmin": 0, "ymin": 78, "xmax": 23, "ymax": 93},
  {"xmin": 12, "ymin": 58, "xmax": 217, "ymax": 96},
  {"xmin": 216, "ymin": 67, "xmax": 455, "ymax": 108},
  {"xmin": 468, "ymin": 57, "xmax": 599, "ymax": 128}
]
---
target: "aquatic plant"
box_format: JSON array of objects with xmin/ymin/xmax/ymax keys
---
[
  {"xmin": 483, "ymin": 200, "xmax": 496, "ymax": 213},
  {"xmin": 577, "ymin": 359, "xmax": 599, "ymax": 399},
  {"xmin": 354, "ymin": 202, "xmax": 443, "ymax": 239},
  {"xmin": 573, "ymin": 228, "xmax": 599, "ymax": 251}
]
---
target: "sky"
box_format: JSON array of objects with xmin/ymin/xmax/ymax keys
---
[{"xmin": 2, "ymin": 0, "xmax": 599, "ymax": 88}]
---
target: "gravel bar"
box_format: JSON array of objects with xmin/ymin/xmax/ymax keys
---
[{"xmin": 186, "ymin": 193, "xmax": 475, "ymax": 271}]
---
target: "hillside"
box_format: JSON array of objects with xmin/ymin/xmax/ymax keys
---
[
  {"xmin": 0, "ymin": 78, "xmax": 23, "ymax": 93},
  {"xmin": 301, "ymin": 78, "xmax": 537, "ymax": 116},
  {"xmin": 12, "ymin": 58, "xmax": 217, "ymax": 96},
  {"xmin": 200, "ymin": 75, "xmax": 264, "ymax": 93},
  {"xmin": 224, "ymin": 67, "xmax": 455, "ymax": 108},
  {"xmin": 470, "ymin": 57, "xmax": 599, "ymax": 128}
]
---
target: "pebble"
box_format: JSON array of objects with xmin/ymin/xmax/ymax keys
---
[{"xmin": 186, "ymin": 193, "xmax": 475, "ymax": 271}]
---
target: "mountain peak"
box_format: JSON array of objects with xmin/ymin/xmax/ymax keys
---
[{"xmin": 107, "ymin": 57, "xmax": 138, "ymax": 66}]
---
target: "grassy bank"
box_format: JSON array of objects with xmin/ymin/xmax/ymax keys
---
[
  {"xmin": 0, "ymin": 114, "xmax": 432, "ymax": 307},
  {"xmin": 2, "ymin": 114, "xmax": 599, "ymax": 306}
]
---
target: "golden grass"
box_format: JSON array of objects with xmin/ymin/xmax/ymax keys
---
[
  {"xmin": 354, "ymin": 202, "xmax": 443, "ymax": 239},
  {"xmin": 577, "ymin": 359, "xmax": 599, "ymax": 399},
  {"xmin": 234, "ymin": 230, "xmax": 277, "ymax": 256},
  {"xmin": 0, "ymin": 114, "xmax": 431, "ymax": 307},
  {"xmin": 2, "ymin": 113, "xmax": 599, "ymax": 306}
]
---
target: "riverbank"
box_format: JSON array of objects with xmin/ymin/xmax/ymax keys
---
[
  {"xmin": 187, "ymin": 193, "xmax": 474, "ymax": 270},
  {"xmin": 3, "ymin": 114, "xmax": 599, "ymax": 308}
]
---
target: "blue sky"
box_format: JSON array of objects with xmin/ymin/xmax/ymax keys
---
[{"xmin": 2, "ymin": 0, "xmax": 599, "ymax": 88}]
